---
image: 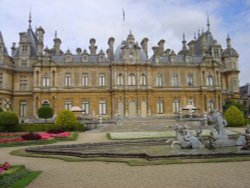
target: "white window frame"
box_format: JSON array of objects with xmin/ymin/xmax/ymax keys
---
[
  {"xmin": 187, "ymin": 74, "xmax": 193, "ymax": 86},
  {"xmin": 82, "ymin": 73, "xmax": 88, "ymax": 87},
  {"xmin": 19, "ymin": 101, "xmax": 27, "ymax": 117},
  {"xmin": 140, "ymin": 74, "xmax": 146, "ymax": 86},
  {"xmin": 172, "ymin": 74, "xmax": 178, "ymax": 86},
  {"xmin": 99, "ymin": 74, "xmax": 105, "ymax": 86},
  {"xmin": 156, "ymin": 100, "xmax": 164, "ymax": 114},
  {"xmin": 99, "ymin": 100, "xmax": 106, "ymax": 115},
  {"xmin": 172, "ymin": 99, "xmax": 180, "ymax": 113},
  {"xmin": 207, "ymin": 75, "xmax": 213, "ymax": 86},
  {"xmin": 65, "ymin": 73, "xmax": 71, "ymax": 87},
  {"xmin": 156, "ymin": 74, "xmax": 163, "ymax": 86},
  {"xmin": 82, "ymin": 100, "xmax": 89, "ymax": 114},
  {"xmin": 128, "ymin": 73, "xmax": 136, "ymax": 86},
  {"xmin": 42, "ymin": 75, "xmax": 50, "ymax": 87},
  {"xmin": 117, "ymin": 73, "xmax": 124, "ymax": 86},
  {"xmin": 64, "ymin": 100, "xmax": 72, "ymax": 110}
]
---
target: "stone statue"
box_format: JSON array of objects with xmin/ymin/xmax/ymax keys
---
[
  {"xmin": 167, "ymin": 124, "xmax": 203, "ymax": 149},
  {"xmin": 206, "ymin": 110, "xmax": 235, "ymax": 148}
]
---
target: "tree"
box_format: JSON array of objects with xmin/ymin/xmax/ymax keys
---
[
  {"xmin": 38, "ymin": 106, "xmax": 53, "ymax": 122},
  {"xmin": 224, "ymin": 105, "xmax": 245, "ymax": 126},
  {"xmin": 0, "ymin": 111, "xmax": 19, "ymax": 130},
  {"xmin": 55, "ymin": 109, "xmax": 77, "ymax": 130},
  {"xmin": 223, "ymin": 100, "xmax": 246, "ymax": 115}
]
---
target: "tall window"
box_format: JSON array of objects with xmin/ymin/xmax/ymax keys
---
[
  {"xmin": 99, "ymin": 74, "xmax": 105, "ymax": 86},
  {"xmin": 140, "ymin": 74, "xmax": 146, "ymax": 86},
  {"xmin": 42, "ymin": 75, "xmax": 50, "ymax": 87},
  {"xmin": 172, "ymin": 74, "xmax": 178, "ymax": 86},
  {"xmin": 0, "ymin": 73, "xmax": 3, "ymax": 88},
  {"xmin": 156, "ymin": 74, "xmax": 163, "ymax": 86},
  {"xmin": 156, "ymin": 100, "xmax": 164, "ymax": 114},
  {"xmin": 82, "ymin": 73, "xmax": 88, "ymax": 87},
  {"xmin": 128, "ymin": 73, "xmax": 136, "ymax": 86},
  {"xmin": 19, "ymin": 101, "xmax": 27, "ymax": 117},
  {"xmin": 172, "ymin": 99, "xmax": 180, "ymax": 113},
  {"xmin": 187, "ymin": 74, "xmax": 193, "ymax": 86},
  {"xmin": 207, "ymin": 75, "xmax": 213, "ymax": 86},
  {"xmin": 64, "ymin": 100, "xmax": 72, "ymax": 110},
  {"xmin": 21, "ymin": 45, "xmax": 28, "ymax": 54},
  {"xmin": 117, "ymin": 73, "xmax": 124, "ymax": 86},
  {"xmin": 82, "ymin": 100, "xmax": 89, "ymax": 114},
  {"xmin": 99, "ymin": 100, "xmax": 106, "ymax": 115},
  {"xmin": 65, "ymin": 73, "xmax": 71, "ymax": 87},
  {"xmin": 20, "ymin": 76, "xmax": 27, "ymax": 91}
]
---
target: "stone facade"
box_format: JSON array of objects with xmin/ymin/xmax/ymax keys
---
[
  {"xmin": 240, "ymin": 83, "xmax": 250, "ymax": 117},
  {"xmin": 0, "ymin": 17, "xmax": 240, "ymax": 120}
]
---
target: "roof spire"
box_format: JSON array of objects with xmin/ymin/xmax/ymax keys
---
[
  {"xmin": 182, "ymin": 33, "xmax": 187, "ymax": 50},
  {"xmin": 54, "ymin": 30, "xmax": 57, "ymax": 39},
  {"xmin": 207, "ymin": 16, "xmax": 210, "ymax": 32},
  {"xmin": 194, "ymin": 32, "xmax": 196, "ymax": 40},
  {"xmin": 226, "ymin": 34, "xmax": 231, "ymax": 48},
  {"xmin": 28, "ymin": 11, "xmax": 32, "ymax": 28}
]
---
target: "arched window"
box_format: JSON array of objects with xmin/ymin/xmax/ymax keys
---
[
  {"xmin": 128, "ymin": 73, "xmax": 136, "ymax": 85},
  {"xmin": 140, "ymin": 73, "xmax": 146, "ymax": 86},
  {"xmin": 117, "ymin": 73, "xmax": 124, "ymax": 86},
  {"xmin": 207, "ymin": 75, "xmax": 213, "ymax": 86}
]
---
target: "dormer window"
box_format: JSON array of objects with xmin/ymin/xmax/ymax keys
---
[{"xmin": 129, "ymin": 53, "xmax": 133, "ymax": 59}]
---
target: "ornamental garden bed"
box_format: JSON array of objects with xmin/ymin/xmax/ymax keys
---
[
  {"xmin": 0, "ymin": 162, "xmax": 41, "ymax": 188},
  {"xmin": 0, "ymin": 132, "xmax": 78, "ymax": 147}
]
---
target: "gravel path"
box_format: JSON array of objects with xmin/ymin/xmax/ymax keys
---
[{"xmin": 1, "ymin": 132, "xmax": 250, "ymax": 188}]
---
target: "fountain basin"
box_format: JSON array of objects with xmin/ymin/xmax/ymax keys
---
[{"xmin": 25, "ymin": 139, "xmax": 250, "ymax": 160}]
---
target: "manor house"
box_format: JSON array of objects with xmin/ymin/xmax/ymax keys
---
[{"xmin": 0, "ymin": 16, "xmax": 240, "ymax": 120}]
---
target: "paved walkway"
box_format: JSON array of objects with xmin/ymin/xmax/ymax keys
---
[{"xmin": 1, "ymin": 122, "xmax": 250, "ymax": 188}]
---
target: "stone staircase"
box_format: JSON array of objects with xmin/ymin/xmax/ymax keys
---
[{"xmin": 89, "ymin": 117, "xmax": 202, "ymax": 132}]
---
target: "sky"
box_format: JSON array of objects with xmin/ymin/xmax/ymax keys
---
[{"xmin": 0, "ymin": 0, "xmax": 249, "ymax": 85}]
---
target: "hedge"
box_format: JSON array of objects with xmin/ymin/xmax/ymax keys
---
[{"xmin": 3, "ymin": 123, "xmax": 85, "ymax": 132}]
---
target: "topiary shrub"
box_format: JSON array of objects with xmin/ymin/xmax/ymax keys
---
[
  {"xmin": 224, "ymin": 105, "xmax": 245, "ymax": 126},
  {"xmin": 0, "ymin": 111, "xmax": 19, "ymax": 131},
  {"xmin": 55, "ymin": 110, "xmax": 78, "ymax": 131},
  {"xmin": 37, "ymin": 106, "xmax": 53, "ymax": 122}
]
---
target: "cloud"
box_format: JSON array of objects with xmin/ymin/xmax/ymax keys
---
[{"xmin": 0, "ymin": 0, "xmax": 249, "ymax": 84}]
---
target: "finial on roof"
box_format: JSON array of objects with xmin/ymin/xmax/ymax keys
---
[
  {"xmin": 28, "ymin": 11, "xmax": 32, "ymax": 28},
  {"xmin": 207, "ymin": 16, "xmax": 210, "ymax": 32},
  {"xmin": 194, "ymin": 32, "xmax": 196, "ymax": 40},
  {"xmin": 182, "ymin": 33, "xmax": 186, "ymax": 41},
  {"xmin": 226, "ymin": 34, "xmax": 231, "ymax": 48},
  {"xmin": 54, "ymin": 30, "xmax": 57, "ymax": 39},
  {"xmin": 198, "ymin": 29, "xmax": 200, "ymax": 37},
  {"xmin": 129, "ymin": 30, "xmax": 132, "ymax": 35}
]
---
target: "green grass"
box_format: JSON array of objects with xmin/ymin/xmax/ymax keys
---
[
  {"xmin": 10, "ymin": 148, "xmax": 250, "ymax": 166},
  {"xmin": 9, "ymin": 171, "xmax": 41, "ymax": 188},
  {"xmin": 0, "ymin": 165, "xmax": 41, "ymax": 188},
  {"xmin": 0, "ymin": 132, "xmax": 79, "ymax": 148}
]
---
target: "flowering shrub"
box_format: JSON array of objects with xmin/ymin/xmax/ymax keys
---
[
  {"xmin": 0, "ymin": 162, "xmax": 10, "ymax": 173},
  {"xmin": 21, "ymin": 132, "xmax": 42, "ymax": 140},
  {"xmin": 47, "ymin": 128, "xmax": 65, "ymax": 134}
]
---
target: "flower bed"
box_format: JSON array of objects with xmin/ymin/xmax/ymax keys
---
[
  {"xmin": 0, "ymin": 132, "xmax": 70, "ymax": 142},
  {"xmin": 0, "ymin": 162, "xmax": 10, "ymax": 173}
]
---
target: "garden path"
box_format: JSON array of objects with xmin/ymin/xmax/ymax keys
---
[{"xmin": 1, "ymin": 131, "xmax": 250, "ymax": 188}]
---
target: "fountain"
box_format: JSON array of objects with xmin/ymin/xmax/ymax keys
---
[{"xmin": 25, "ymin": 110, "xmax": 250, "ymax": 161}]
